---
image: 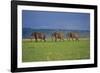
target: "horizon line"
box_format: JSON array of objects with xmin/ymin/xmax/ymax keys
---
[{"xmin": 23, "ymin": 27, "xmax": 90, "ymax": 31}]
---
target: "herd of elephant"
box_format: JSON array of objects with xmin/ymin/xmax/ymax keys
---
[{"xmin": 31, "ymin": 32, "xmax": 79, "ymax": 42}]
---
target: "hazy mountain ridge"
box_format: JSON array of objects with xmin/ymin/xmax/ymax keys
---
[{"xmin": 22, "ymin": 28, "xmax": 90, "ymax": 38}]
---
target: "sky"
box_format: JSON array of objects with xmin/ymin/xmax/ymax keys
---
[{"xmin": 22, "ymin": 10, "xmax": 90, "ymax": 30}]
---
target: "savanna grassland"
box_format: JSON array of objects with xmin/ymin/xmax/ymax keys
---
[{"xmin": 22, "ymin": 38, "xmax": 90, "ymax": 62}]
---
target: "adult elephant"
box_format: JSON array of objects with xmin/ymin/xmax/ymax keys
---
[
  {"xmin": 67, "ymin": 32, "xmax": 79, "ymax": 41},
  {"xmin": 52, "ymin": 32, "xmax": 64, "ymax": 42},
  {"xmin": 31, "ymin": 32, "xmax": 46, "ymax": 42}
]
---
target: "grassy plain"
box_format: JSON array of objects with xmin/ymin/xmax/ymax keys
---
[{"xmin": 22, "ymin": 39, "xmax": 90, "ymax": 62}]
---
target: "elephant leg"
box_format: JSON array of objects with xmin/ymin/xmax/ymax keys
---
[
  {"xmin": 52, "ymin": 37, "xmax": 53, "ymax": 41},
  {"xmin": 40, "ymin": 38, "xmax": 42, "ymax": 42},
  {"xmin": 44, "ymin": 38, "xmax": 46, "ymax": 42},
  {"xmin": 72, "ymin": 37, "xmax": 74, "ymax": 41},
  {"xmin": 35, "ymin": 38, "xmax": 38, "ymax": 42},
  {"xmin": 31, "ymin": 37, "xmax": 32, "ymax": 42},
  {"xmin": 76, "ymin": 37, "xmax": 79, "ymax": 41},
  {"xmin": 62, "ymin": 38, "xmax": 64, "ymax": 41},
  {"xmin": 55, "ymin": 38, "xmax": 56, "ymax": 42}
]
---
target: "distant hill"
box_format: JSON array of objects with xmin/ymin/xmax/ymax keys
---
[{"xmin": 22, "ymin": 28, "xmax": 90, "ymax": 39}]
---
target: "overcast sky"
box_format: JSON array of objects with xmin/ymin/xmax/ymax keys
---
[{"xmin": 22, "ymin": 10, "xmax": 90, "ymax": 30}]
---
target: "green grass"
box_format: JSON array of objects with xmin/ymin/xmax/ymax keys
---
[{"xmin": 22, "ymin": 39, "xmax": 90, "ymax": 62}]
